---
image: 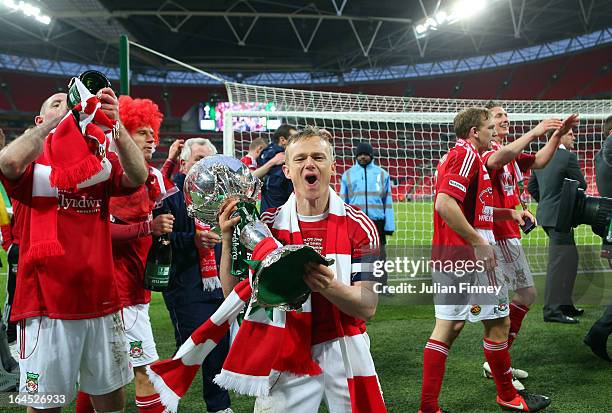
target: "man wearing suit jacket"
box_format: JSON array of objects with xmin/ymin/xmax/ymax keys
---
[
  {"xmin": 585, "ymin": 114, "xmax": 612, "ymax": 361},
  {"xmin": 528, "ymin": 129, "xmax": 586, "ymax": 324}
]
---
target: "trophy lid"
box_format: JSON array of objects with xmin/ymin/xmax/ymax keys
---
[
  {"xmin": 251, "ymin": 245, "xmax": 334, "ymax": 311},
  {"xmin": 184, "ymin": 154, "xmax": 261, "ymax": 229}
]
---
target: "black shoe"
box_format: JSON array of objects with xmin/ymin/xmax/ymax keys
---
[
  {"xmin": 584, "ymin": 331, "xmax": 611, "ymax": 362},
  {"xmin": 544, "ymin": 313, "xmax": 578, "ymax": 324},
  {"xmin": 560, "ymin": 305, "xmax": 584, "ymax": 317},
  {"xmin": 497, "ymin": 390, "xmax": 551, "ymax": 412}
]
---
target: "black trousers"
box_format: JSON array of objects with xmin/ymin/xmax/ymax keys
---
[
  {"xmin": 542, "ymin": 227, "xmax": 578, "ymax": 317},
  {"xmin": 373, "ymin": 220, "xmax": 388, "ymax": 286},
  {"xmin": 2, "ymin": 244, "xmax": 18, "ymax": 343},
  {"xmin": 587, "ymin": 306, "xmax": 612, "ymax": 339},
  {"xmin": 164, "ymin": 297, "xmax": 231, "ymax": 412}
]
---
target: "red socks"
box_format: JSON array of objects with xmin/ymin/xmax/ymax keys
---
[
  {"xmin": 135, "ymin": 394, "xmax": 165, "ymax": 413},
  {"xmin": 419, "ymin": 339, "xmax": 450, "ymax": 413},
  {"xmin": 483, "ymin": 338, "xmax": 517, "ymax": 402},
  {"xmin": 508, "ymin": 301, "xmax": 529, "ymax": 348},
  {"xmin": 77, "ymin": 390, "xmax": 165, "ymax": 413},
  {"xmin": 76, "ymin": 391, "xmax": 94, "ymax": 413}
]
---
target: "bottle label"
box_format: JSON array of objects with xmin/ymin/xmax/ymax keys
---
[{"xmin": 156, "ymin": 266, "xmax": 170, "ymax": 277}]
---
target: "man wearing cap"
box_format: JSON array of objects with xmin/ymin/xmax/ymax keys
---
[{"xmin": 340, "ymin": 142, "xmax": 395, "ymax": 283}]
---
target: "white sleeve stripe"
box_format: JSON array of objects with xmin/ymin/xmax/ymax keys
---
[
  {"xmin": 459, "ymin": 149, "xmax": 475, "ymax": 177},
  {"xmin": 346, "ymin": 206, "xmax": 376, "ymax": 246},
  {"xmin": 346, "ymin": 207, "xmax": 374, "ymax": 245},
  {"xmin": 346, "ymin": 206, "xmax": 379, "ymax": 248}
]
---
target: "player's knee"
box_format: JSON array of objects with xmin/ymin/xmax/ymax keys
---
[
  {"xmin": 432, "ymin": 319, "xmax": 465, "ymax": 344},
  {"xmin": 134, "ymin": 365, "xmax": 157, "ymax": 396},
  {"xmin": 90, "ymin": 387, "xmax": 125, "ymax": 413},
  {"xmin": 515, "ymin": 286, "xmax": 537, "ymax": 306},
  {"xmin": 483, "ymin": 317, "xmax": 510, "ymax": 340}
]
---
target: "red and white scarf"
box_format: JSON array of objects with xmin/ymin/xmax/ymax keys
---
[
  {"xmin": 194, "ymin": 219, "xmax": 221, "ymax": 291},
  {"xmin": 28, "ymin": 78, "xmax": 117, "ymax": 261},
  {"xmin": 147, "ymin": 190, "xmax": 386, "ymax": 413}
]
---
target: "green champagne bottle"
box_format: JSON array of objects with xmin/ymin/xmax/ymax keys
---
[{"xmin": 143, "ymin": 233, "xmax": 172, "ymax": 291}]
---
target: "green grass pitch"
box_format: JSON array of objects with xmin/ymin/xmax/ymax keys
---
[{"xmin": 0, "ymin": 203, "xmax": 610, "ymax": 412}]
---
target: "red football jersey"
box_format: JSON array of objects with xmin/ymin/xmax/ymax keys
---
[
  {"xmin": 432, "ymin": 139, "xmax": 493, "ymax": 260},
  {"xmin": 240, "ymin": 154, "xmax": 257, "ymax": 171},
  {"xmin": 1, "ymin": 155, "xmax": 134, "ymax": 321},
  {"xmin": 110, "ymin": 185, "xmax": 153, "ymax": 307},
  {"xmin": 482, "ymin": 142, "xmax": 535, "ymax": 240},
  {"xmin": 263, "ymin": 204, "xmax": 378, "ymax": 346}
]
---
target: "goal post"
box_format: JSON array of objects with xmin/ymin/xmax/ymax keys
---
[{"xmin": 222, "ymin": 81, "xmax": 612, "ymax": 278}]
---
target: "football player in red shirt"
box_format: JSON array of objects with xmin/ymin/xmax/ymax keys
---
[
  {"xmin": 218, "ymin": 127, "xmax": 383, "ymax": 412},
  {"xmin": 0, "ymin": 88, "xmax": 147, "ymax": 412},
  {"xmin": 420, "ymin": 107, "xmax": 550, "ymax": 412},
  {"xmin": 480, "ymin": 101, "xmax": 578, "ymax": 386}
]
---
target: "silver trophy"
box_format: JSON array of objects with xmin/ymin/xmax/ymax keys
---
[
  {"xmin": 184, "ymin": 155, "xmax": 332, "ymax": 310},
  {"xmin": 184, "ymin": 155, "xmax": 260, "ymax": 231}
]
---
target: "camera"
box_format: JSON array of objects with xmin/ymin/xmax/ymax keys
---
[
  {"xmin": 67, "ymin": 70, "xmax": 111, "ymax": 109},
  {"xmin": 556, "ymin": 178, "xmax": 612, "ymax": 257}
]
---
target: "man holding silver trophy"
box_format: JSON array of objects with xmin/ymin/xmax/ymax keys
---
[{"xmin": 147, "ymin": 126, "xmax": 386, "ymax": 413}]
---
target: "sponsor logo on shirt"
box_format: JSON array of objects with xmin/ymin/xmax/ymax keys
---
[
  {"xmin": 449, "ymin": 180, "xmax": 466, "ymax": 193},
  {"xmin": 58, "ymin": 191, "xmax": 103, "ymax": 214}
]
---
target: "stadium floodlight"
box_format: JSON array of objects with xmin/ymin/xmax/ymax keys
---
[
  {"xmin": 451, "ymin": 0, "xmax": 487, "ymax": 21},
  {"xmin": 414, "ymin": 0, "xmax": 488, "ymax": 36},
  {"xmin": 435, "ymin": 11, "xmax": 447, "ymax": 25},
  {"xmin": 425, "ymin": 17, "xmax": 438, "ymax": 29},
  {"xmin": 415, "ymin": 24, "xmax": 427, "ymax": 34},
  {"xmin": 1, "ymin": 0, "xmax": 51, "ymax": 25}
]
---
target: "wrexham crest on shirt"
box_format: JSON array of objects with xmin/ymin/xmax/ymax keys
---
[
  {"xmin": 26, "ymin": 372, "xmax": 40, "ymax": 393},
  {"xmin": 129, "ymin": 341, "xmax": 143, "ymax": 359}
]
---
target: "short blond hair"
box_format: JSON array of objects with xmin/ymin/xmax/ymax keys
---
[
  {"xmin": 453, "ymin": 107, "xmax": 491, "ymax": 139},
  {"xmin": 248, "ymin": 137, "xmax": 267, "ymax": 151},
  {"xmin": 285, "ymin": 126, "xmax": 334, "ymax": 158}
]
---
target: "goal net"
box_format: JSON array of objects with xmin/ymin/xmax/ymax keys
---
[{"xmin": 223, "ymin": 82, "xmax": 612, "ymax": 278}]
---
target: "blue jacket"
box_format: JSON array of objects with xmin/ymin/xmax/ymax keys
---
[
  {"xmin": 257, "ymin": 143, "xmax": 293, "ymax": 211},
  {"xmin": 340, "ymin": 162, "xmax": 395, "ymax": 233},
  {"xmin": 162, "ymin": 173, "xmax": 224, "ymax": 306}
]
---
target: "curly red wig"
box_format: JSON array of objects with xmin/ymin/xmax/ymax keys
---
[{"xmin": 118, "ymin": 95, "xmax": 163, "ymax": 144}]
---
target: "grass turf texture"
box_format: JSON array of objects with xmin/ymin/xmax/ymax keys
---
[{"xmin": 0, "ymin": 201, "xmax": 609, "ymax": 412}]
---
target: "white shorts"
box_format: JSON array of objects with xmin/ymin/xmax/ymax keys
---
[
  {"xmin": 254, "ymin": 339, "xmax": 352, "ymax": 413},
  {"xmin": 123, "ymin": 304, "xmax": 159, "ymax": 368},
  {"xmin": 16, "ymin": 313, "xmax": 134, "ymax": 409},
  {"xmin": 496, "ymin": 238, "xmax": 534, "ymax": 290},
  {"xmin": 434, "ymin": 242, "xmax": 510, "ymax": 323}
]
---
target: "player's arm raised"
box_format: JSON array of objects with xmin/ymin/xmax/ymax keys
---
[
  {"xmin": 532, "ymin": 114, "xmax": 579, "ymax": 169},
  {"xmin": 435, "ymin": 192, "xmax": 496, "ymax": 270},
  {"xmin": 98, "ymin": 87, "xmax": 148, "ymax": 187},
  {"xmin": 0, "ymin": 114, "xmax": 60, "ymax": 180},
  {"xmin": 486, "ymin": 118, "xmax": 563, "ymax": 170}
]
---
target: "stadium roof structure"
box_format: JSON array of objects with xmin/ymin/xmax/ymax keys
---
[{"xmin": 0, "ymin": 0, "xmax": 611, "ymax": 85}]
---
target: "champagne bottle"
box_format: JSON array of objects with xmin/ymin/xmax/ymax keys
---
[{"xmin": 144, "ymin": 209, "xmax": 173, "ymax": 291}]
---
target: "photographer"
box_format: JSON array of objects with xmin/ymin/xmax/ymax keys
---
[
  {"xmin": 585, "ymin": 114, "xmax": 612, "ymax": 361},
  {"xmin": 528, "ymin": 128, "xmax": 587, "ymax": 324}
]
